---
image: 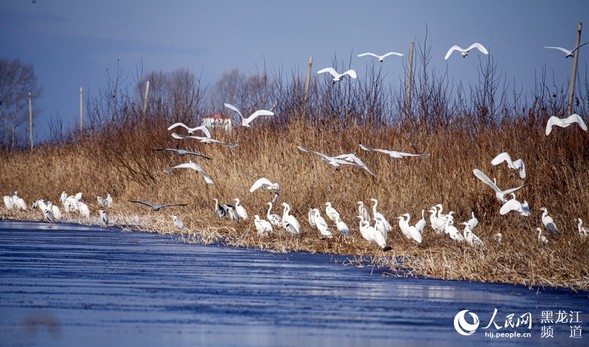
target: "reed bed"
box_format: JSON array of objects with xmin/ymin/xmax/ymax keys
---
[{"xmin": 1, "ymin": 112, "xmax": 588, "ymax": 290}]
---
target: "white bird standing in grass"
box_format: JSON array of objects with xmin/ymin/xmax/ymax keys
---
[
  {"xmin": 540, "ymin": 207, "xmax": 560, "ymax": 237},
  {"xmin": 358, "ymin": 217, "xmax": 387, "ymax": 249},
  {"xmin": 167, "ymin": 122, "xmax": 212, "ymax": 137},
  {"xmin": 444, "ymin": 43, "xmax": 489, "ymax": 60},
  {"xmin": 317, "ymin": 67, "xmax": 357, "ymax": 83},
  {"xmin": 472, "ymin": 169, "xmax": 529, "ymax": 202},
  {"xmin": 11, "ymin": 192, "xmax": 27, "ymax": 211},
  {"xmin": 545, "ymin": 114, "xmax": 587, "ymax": 135},
  {"xmin": 444, "ymin": 218, "xmax": 464, "ymax": 241},
  {"xmin": 370, "ymin": 198, "xmax": 392, "ymax": 235},
  {"xmin": 164, "ymin": 161, "xmax": 214, "ymax": 185},
  {"xmin": 544, "ymin": 42, "xmax": 589, "ymax": 58},
  {"xmin": 360, "ymin": 144, "xmax": 430, "ymax": 159},
  {"xmin": 310, "ymin": 208, "xmax": 332, "ymax": 238},
  {"xmin": 254, "ymin": 215, "xmax": 273, "ymax": 236},
  {"xmin": 467, "ymin": 212, "xmax": 479, "ymax": 230},
  {"xmin": 324, "ymin": 202, "xmax": 341, "ymax": 225},
  {"xmin": 357, "ymin": 201, "xmax": 371, "ymax": 223},
  {"xmin": 429, "ymin": 206, "xmax": 445, "ymax": 234},
  {"xmin": 171, "ymin": 214, "xmax": 184, "ymax": 231},
  {"xmin": 250, "ymin": 177, "xmax": 281, "ymax": 203},
  {"xmin": 3, "ymin": 193, "xmax": 15, "ymax": 210},
  {"xmin": 42, "ymin": 206, "xmax": 55, "ymax": 224},
  {"xmin": 415, "ymin": 210, "xmax": 426, "ymax": 233},
  {"xmin": 233, "ymin": 198, "xmax": 248, "ymax": 220},
  {"xmin": 462, "ymin": 222, "xmax": 484, "ymax": 247},
  {"xmin": 499, "ymin": 193, "xmax": 531, "ymax": 216},
  {"xmin": 224, "ymin": 103, "xmax": 275, "ymax": 127},
  {"xmin": 281, "ymin": 202, "xmax": 301, "ymax": 236},
  {"xmin": 266, "ymin": 202, "xmax": 282, "ymax": 227},
  {"xmin": 78, "ymin": 202, "xmax": 90, "ymax": 218},
  {"xmin": 171, "ymin": 132, "xmax": 238, "ymax": 148},
  {"xmin": 491, "ymin": 152, "xmax": 526, "ymax": 179},
  {"xmin": 97, "ymin": 194, "xmax": 113, "ymax": 208},
  {"xmin": 536, "ymin": 228, "xmax": 549, "ymax": 244},
  {"xmin": 99, "ymin": 210, "xmax": 109, "ymax": 225},
  {"xmin": 335, "ymin": 216, "xmax": 350, "ymax": 237},
  {"xmin": 577, "ymin": 218, "xmax": 588, "ymax": 239},
  {"xmin": 357, "ymin": 51, "xmax": 403, "ymax": 62}
]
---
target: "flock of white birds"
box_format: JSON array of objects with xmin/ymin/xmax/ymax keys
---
[{"xmin": 2, "ymin": 41, "xmax": 589, "ymax": 251}]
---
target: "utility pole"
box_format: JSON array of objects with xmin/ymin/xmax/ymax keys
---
[
  {"xmin": 28, "ymin": 92, "xmax": 33, "ymax": 150},
  {"xmin": 567, "ymin": 22, "xmax": 582, "ymax": 115},
  {"xmin": 405, "ymin": 41, "xmax": 414, "ymax": 117},
  {"xmin": 142, "ymin": 80, "xmax": 150, "ymax": 117},
  {"xmin": 79, "ymin": 86, "xmax": 83, "ymax": 133},
  {"xmin": 304, "ymin": 56, "xmax": 313, "ymax": 103}
]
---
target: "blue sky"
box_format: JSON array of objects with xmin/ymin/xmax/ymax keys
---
[{"xmin": 1, "ymin": 0, "xmax": 588, "ymax": 140}]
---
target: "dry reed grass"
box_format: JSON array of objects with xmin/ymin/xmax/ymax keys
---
[{"xmin": 1, "ymin": 113, "xmax": 588, "ymax": 290}]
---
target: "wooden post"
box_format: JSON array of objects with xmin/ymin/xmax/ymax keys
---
[
  {"xmin": 405, "ymin": 42, "xmax": 414, "ymax": 117},
  {"xmin": 304, "ymin": 56, "xmax": 312, "ymax": 103},
  {"xmin": 142, "ymin": 80, "xmax": 150, "ymax": 116},
  {"xmin": 567, "ymin": 22, "xmax": 582, "ymax": 115},
  {"xmin": 79, "ymin": 87, "xmax": 83, "ymax": 133},
  {"xmin": 28, "ymin": 92, "xmax": 33, "ymax": 150}
]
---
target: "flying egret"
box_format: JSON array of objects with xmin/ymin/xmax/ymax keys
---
[
  {"xmin": 164, "ymin": 161, "xmax": 214, "ymax": 184},
  {"xmin": 324, "ymin": 202, "xmax": 341, "ymax": 224},
  {"xmin": 540, "ymin": 207, "xmax": 560, "ymax": 237},
  {"xmin": 536, "ymin": 228, "xmax": 549, "ymax": 244},
  {"xmin": 99, "ymin": 210, "xmax": 109, "ymax": 225},
  {"xmin": 317, "ymin": 67, "xmax": 357, "ymax": 83},
  {"xmin": 499, "ymin": 194, "xmax": 530, "ymax": 216},
  {"xmin": 357, "ymin": 201, "xmax": 371, "ymax": 223},
  {"xmin": 266, "ymin": 202, "xmax": 282, "ymax": 227},
  {"xmin": 171, "ymin": 214, "xmax": 184, "ymax": 231},
  {"xmin": 545, "ymin": 114, "xmax": 587, "ymax": 135},
  {"xmin": 167, "ymin": 122, "xmax": 212, "ymax": 137},
  {"xmin": 544, "ymin": 42, "xmax": 589, "ymax": 58},
  {"xmin": 577, "ymin": 218, "xmax": 588, "ymax": 239},
  {"xmin": 444, "ymin": 43, "xmax": 489, "ymax": 60},
  {"xmin": 254, "ymin": 215, "xmax": 273, "ymax": 236},
  {"xmin": 298, "ymin": 146, "xmax": 375, "ymax": 175},
  {"xmin": 462, "ymin": 222, "xmax": 484, "ymax": 248},
  {"xmin": 233, "ymin": 198, "xmax": 248, "ymax": 220},
  {"xmin": 281, "ymin": 202, "xmax": 301, "ymax": 236},
  {"xmin": 171, "ymin": 132, "xmax": 238, "ymax": 148},
  {"xmin": 357, "ymin": 51, "xmax": 403, "ymax": 62},
  {"xmin": 250, "ymin": 177, "xmax": 281, "ymax": 203},
  {"xmin": 153, "ymin": 148, "xmax": 212, "ymax": 160},
  {"xmin": 467, "ymin": 212, "xmax": 479, "ymax": 230},
  {"xmin": 311, "ymin": 208, "xmax": 332, "ymax": 238},
  {"xmin": 491, "ymin": 152, "xmax": 526, "ymax": 179},
  {"xmin": 224, "ymin": 103, "xmax": 275, "ymax": 127},
  {"xmin": 472, "ymin": 169, "xmax": 529, "ymax": 202},
  {"xmin": 130, "ymin": 200, "xmax": 188, "ymax": 211},
  {"xmin": 359, "ymin": 144, "xmax": 430, "ymax": 159},
  {"xmin": 333, "ymin": 153, "xmax": 376, "ymax": 176}
]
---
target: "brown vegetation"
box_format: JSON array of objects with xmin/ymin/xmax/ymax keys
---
[{"xmin": 1, "ymin": 51, "xmax": 588, "ymax": 290}]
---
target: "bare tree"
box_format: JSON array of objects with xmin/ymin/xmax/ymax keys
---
[{"xmin": 0, "ymin": 58, "xmax": 42, "ymax": 148}]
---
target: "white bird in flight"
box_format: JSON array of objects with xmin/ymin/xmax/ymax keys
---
[
  {"xmin": 317, "ymin": 67, "xmax": 357, "ymax": 83},
  {"xmin": 499, "ymin": 193, "xmax": 530, "ymax": 216},
  {"xmin": 444, "ymin": 43, "xmax": 489, "ymax": 60},
  {"xmin": 491, "ymin": 152, "xmax": 526, "ymax": 179},
  {"xmin": 472, "ymin": 169, "xmax": 529, "ymax": 202},
  {"xmin": 544, "ymin": 42, "xmax": 589, "ymax": 58},
  {"xmin": 536, "ymin": 228, "xmax": 549, "ymax": 244},
  {"xmin": 545, "ymin": 114, "xmax": 587, "ymax": 136},
  {"xmin": 357, "ymin": 51, "xmax": 403, "ymax": 62},
  {"xmin": 130, "ymin": 200, "xmax": 188, "ymax": 211},
  {"xmin": 153, "ymin": 148, "xmax": 212, "ymax": 160},
  {"xmin": 298, "ymin": 146, "xmax": 375, "ymax": 175},
  {"xmin": 250, "ymin": 177, "xmax": 281, "ymax": 203},
  {"xmin": 171, "ymin": 133, "xmax": 238, "ymax": 148},
  {"xmin": 360, "ymin": 144, "xmax": 430, "ymax": 159},
  {"xmin": 163, "ymin": 161, "xmax": 214, "ymax": 184},
  {"xmin": 224, "ymin": 103, "xmax": 275, "ymax": 127},
  {"xmin": 167, "ymin": 122, "xmax": 212, "ymax": 138}
]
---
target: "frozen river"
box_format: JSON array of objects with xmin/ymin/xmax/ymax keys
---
[{"xmin": 0, "ymin": 220, "xmax": 587, "ymax": 346}]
